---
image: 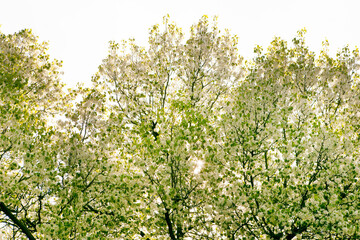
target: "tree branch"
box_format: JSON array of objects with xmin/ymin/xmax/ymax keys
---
[
  {"xmin": 0, "ymin": 202, "xmax": 36, "ymax": 240},
  {"xmin": 164, "ymin": 208, "xmax": 176, "ymax": 240}
]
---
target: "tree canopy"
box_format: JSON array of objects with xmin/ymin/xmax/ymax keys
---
[{"xmin": 1, "ymin": 16, "xmax": 359, "ymax": 239}]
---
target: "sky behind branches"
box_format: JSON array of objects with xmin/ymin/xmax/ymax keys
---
[{"xmin": 1, "ymin": 0, "xmax": 359, "ymax": 88}]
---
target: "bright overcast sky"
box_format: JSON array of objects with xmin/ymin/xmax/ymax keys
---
[{"xmin": 1, "ymin": 0, "xmax": 359, "ymax": 88}]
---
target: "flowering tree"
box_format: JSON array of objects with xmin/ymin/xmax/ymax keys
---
[
  {"xmin": 96, "ymin": 15, "xmax": 243, "ymax": 239},
  {"xmin": 0, "ymin": 29, "xmax": 63, "ymax": 239},
  {"xmin": 216, "ymin": 31, "xmax": 360, "ymax": 239},
  {"xmin": 1, "ymin": 17, "xmax": 359, "ymax": 240}
]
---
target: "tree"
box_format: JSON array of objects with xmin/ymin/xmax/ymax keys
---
[
  {"xmin": 1, "ymin": 17, "xmax": 359, "ymax": 240},
  {"xmin": 0, "ymin": 29, "xmax": 64, "ymax": 239},
  {"xmin": 215, "ymin": 31, "xmax": 360, "ymax": 239},
  {"xmin": 96, "ymin": 15, "xmax": 243, "ymax": 239},
  {"xmin": 0, "ymin": 29, "xmax": 140, "ymax": 239}
]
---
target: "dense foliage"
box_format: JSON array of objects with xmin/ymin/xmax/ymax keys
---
[{"xmin": 1, "ymin": 16, "xmax": 359, "ymax": 239}]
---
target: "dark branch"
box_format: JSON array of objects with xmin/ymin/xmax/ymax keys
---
[
  {"xmin": 164, "ymin": 208, "xmax": 176, "ymax": 240},
  {"xmin": 0, "ymin": 202, "xmax": 36, "ymax": 240}
]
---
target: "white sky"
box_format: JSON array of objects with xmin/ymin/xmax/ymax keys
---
[{"xmin": 1, "ymin": 0, "xmax": 359, "ymax": 88}]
